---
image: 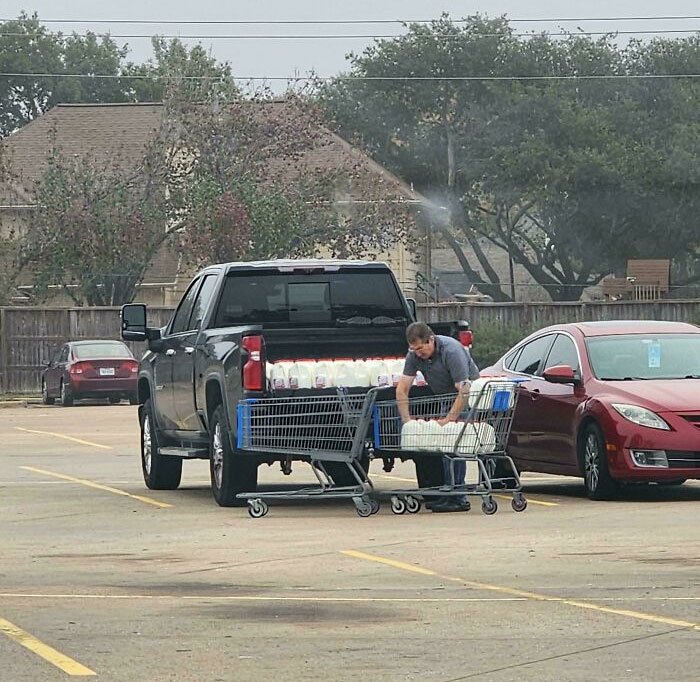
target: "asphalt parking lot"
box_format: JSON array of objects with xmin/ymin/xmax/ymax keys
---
[{"xmin": 1, "ymin": 403, "xmax": 699, "ymax": 681}]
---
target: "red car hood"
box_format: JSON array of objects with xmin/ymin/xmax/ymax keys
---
[{"xmin": 597, "ymin": 379, "xmax": 700, "ymax": 412}]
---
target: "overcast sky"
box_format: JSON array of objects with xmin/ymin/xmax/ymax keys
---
[{"xmin": 4, "ymin": 0, "xmax": 700, "ymax": 88}]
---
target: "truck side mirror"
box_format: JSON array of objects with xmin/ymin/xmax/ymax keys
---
[
  {"xmin": 406, "ymin": 297, "xmax": 417, "ymax": 320},
  {"xmin": 121, "ymin": 304, "xmax": 147, "ymax": 342}
]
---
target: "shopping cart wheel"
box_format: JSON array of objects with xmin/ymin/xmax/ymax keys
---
[
  {"xmin": 248, "ymin": 499, "xmax": 268, "ymax": 518},
  {"xmin": 481, "ymin": 497, "xmax": 498, "ymax": 515},
  {"xmin": 511, "ymin": 494, "xmax": 528, "ymax": 513},
  {"xmin": 390, "ymin": 496, "xmax": 406, "ymax": 515},
  {"xmin": 370, "ymin": 499, "xmax": 380, "ymax": 515},
  {"xmin": 405, "ymin": 496, "xmax": 421, "ymax": 514},
  {"xmin": 354, "ymin": 499, "xmax": 373, "ymax": 518}
]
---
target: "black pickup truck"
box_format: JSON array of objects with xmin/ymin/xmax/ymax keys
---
[{"xmin": 121, "ymin": 259, "xmax": 471, "ymax": 506}]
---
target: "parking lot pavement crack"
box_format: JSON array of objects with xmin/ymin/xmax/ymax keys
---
[{"xmin": 439, "ymin": 627, "xmax": 690, "ymax": 681}]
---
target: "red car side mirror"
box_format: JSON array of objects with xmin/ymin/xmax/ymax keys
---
[{"xmin": 543, "ymin": 364, "xmax": 580, "ymax": 385}]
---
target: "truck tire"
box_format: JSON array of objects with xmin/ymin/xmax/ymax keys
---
[
  {"xmin": 140, "ymin": 398, "xmax": 182, "ymax": 490},
  {"xmin": 209, "ymin": 404, "xmax": 258, "ymax": 507},
  {"xmin": 323, "ymin": 457, "xmax": 369, "ymax": 488}
]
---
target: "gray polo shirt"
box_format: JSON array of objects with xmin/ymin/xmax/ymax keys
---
[{"xmin": 403, "ymin": 335, "xmax": 480, "ymax": 394}]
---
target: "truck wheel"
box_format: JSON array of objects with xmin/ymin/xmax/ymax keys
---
[
  {"xmin": 323, "ymin": 457, "xmax": 369, "ymax": 488},
  {"xmin": 580, "ymin": 422, "xmax": 618, "ymax": 501},
  {"xmin": 140, "ymin": 398, "xmax": 182, "ymax": 490},
  {"xmin": 209, "ymin": 404, "xmax": 258, "ymax": 507}
]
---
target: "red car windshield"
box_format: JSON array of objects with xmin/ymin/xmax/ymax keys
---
[
  {"xmin": 586, "ymin": 333, "xmax": 700, "ymax": 380},
  {"xmin": 72, "ymin": 343, "xmax": 132, "ymax": 360}
]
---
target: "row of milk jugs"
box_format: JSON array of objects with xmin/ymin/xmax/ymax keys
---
[
  {"xmin": 266, "ymin": 358, "xmax": 426, "ymax": 390},
  {"xmin": 401, "ymin": 420, "xmax": 497, "ymax": 455}
]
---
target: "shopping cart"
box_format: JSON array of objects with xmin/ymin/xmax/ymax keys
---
[
  {"xmin": 372, "ymin": 378, "xmax": 527, "ymax": 515},
  {"xmin": 236, "ymin": 387, "xmax": 381, "ymax": 517}
]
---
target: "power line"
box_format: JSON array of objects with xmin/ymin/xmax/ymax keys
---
[
  {"xmin": 3, "ymin": 15, "xmax": 700, "ymax": 25},
  {"xmin": 2, "ymin": 29, "xmax": 700, "ymax": 40},
  {"xmin": 3, "ymin": 72, "xmax": 700, "ymax": 81}
]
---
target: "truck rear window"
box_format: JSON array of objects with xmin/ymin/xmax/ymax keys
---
[{"xmin": 214, "ymin": 271, "xmax": 407, "ymax": 327}]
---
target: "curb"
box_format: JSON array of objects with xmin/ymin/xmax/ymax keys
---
[{"xmin": 0, "ymin": 398, "xmax": 43, "ymax": 408}]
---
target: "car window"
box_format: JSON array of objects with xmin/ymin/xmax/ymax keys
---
[
  {"xmin": 59, "ymin": 346, "xmax": 70, "ymax": 362},
  {"xmin": 73, "ymin": 342, "xmax": 132, "ymax": 360},
  {"xmin": 504, "ymin": 347, "xmax": 522, "ymax": 370},
  {"xmin": 188, "ymin": 274, "xmax": 218, "ymax": 331},
  {"xmin": 586, "ymin": 333, "xmax": 700, "ymax": 380},
  {"xmin": 513, "ymin": 335, "xmax": 555, "ymax": 376},
  {"xmin": 170, "ymin": 279, "xmax": 201, "ymax": 335},
  {"xmin": 543, "ymin": 334, "xmax": 580, "ymax": 374}
]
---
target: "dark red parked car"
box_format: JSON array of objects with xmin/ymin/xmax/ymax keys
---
[
  {"xmin": 41, "ymin": 340, "xmax": 139, "ymax": 406},
  {"xmin": 482, "ymin": 320, "xmax": 700, "ymax": 499}
]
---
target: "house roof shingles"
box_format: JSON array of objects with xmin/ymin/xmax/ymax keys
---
[{"xmin": 2, "ymin": 102, "xmax": 423, "ymax": 287}]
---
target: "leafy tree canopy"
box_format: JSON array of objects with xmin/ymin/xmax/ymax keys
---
[{"xmin": 319, "ymin": 15, "xmax": 700, "ymax": 300}]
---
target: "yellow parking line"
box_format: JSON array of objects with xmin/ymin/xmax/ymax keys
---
[
  {"xmin": 493, "ymin": 493, "xmax": 559, "ymax": 507},
  {"xmin": 373, "ymin": 474, "xmax": 559, "ymax": 506},
  {"xmin": 2, "ymin": 591, "xmax": 699, "ymax": 603},
  {"xmin": 20, "ymin": 466, "xmax": 172, "ymax": 508},
  {"xmin": 15, "ymin": 427, "xmax": 112, "ymax": 450},
  {"xmin": 0, "ymin": 616, "xmax": 95, "ymax": 676},
  {"xmin": 341, "ymin": 550, "xmax": 700, "ymax": 631}
]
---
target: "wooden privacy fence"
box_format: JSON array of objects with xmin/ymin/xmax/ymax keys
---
[
  {"xmin": 0, "ymin": 307, "xmax": 175, "ymax": 395},
  {"xmin": 419, "ymin": 299, "xmax": 700, "ymax": 328},
  {"xmin": 2, "ymin": 300, "xmax": 700, "ymax": 394}
]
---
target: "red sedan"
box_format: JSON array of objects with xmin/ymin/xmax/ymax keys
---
[
  {"xmin": 42, "ymin": 340, "xmax": 139, "ymax": 406},
  {"xmin": 482, "ymin": 321, "xmax": 700, "ymax": 499}
]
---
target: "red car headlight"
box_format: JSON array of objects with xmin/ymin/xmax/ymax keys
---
[{"xmin": 612, "ymin": 403, "xmax": 670, "ymax": 430}]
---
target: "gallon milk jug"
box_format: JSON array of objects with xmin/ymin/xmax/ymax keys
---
[
  {"xmin": 400, "ymin": 419, "xmax": 422, "ymax": 450},
  {"xmin": 314, "ymin": 360, "xmax": 336, "ymax": 389},
  {"xmin": 333, "ymin": 359, "xmax": 357, "ymax": 387},
  {"xmin": 366, "ymin": 358, "xmax": 391, "ymax": 387},
  {"xmin": 353, "ymin": 360, "xmax": 371, "ymax": 387},
  {"xmin": 473, "ymin": 421, "xmax": 496, "ymax": 454},
  {"xmin": 417, "ymin": 419, "xmax": 443, "ymax": 450},
  {"xmin": 439, "ymin": 421, "xmax": 463, "ymax": 453},
  {"xmin": 414, "ymin": 370, "xmax": 427, "ymax": 387},
  {"xmin": 268, "ymin": 362, "xmax": 291, "ymax": 390},
  {"xmin": 288, "ymin": 360, "xmax": 314, "ymax": 390},
  {"xmin": 469, "ymin": 377, "xmax": 515, "ymax": 410},
  {"xmin": 388, "ymin": 358, "xmax": 405, "ymax": 386}
]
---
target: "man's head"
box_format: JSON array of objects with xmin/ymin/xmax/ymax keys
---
[{"xmin": 406, "ymin": 321, "xmax": 436, "ymax": 360}]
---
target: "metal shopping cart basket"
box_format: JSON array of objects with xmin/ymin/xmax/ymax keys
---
[
  {"xmin": 372, "ymin": 378, "xmax": 527, "ymax": 515},
  {"xmin": 236, "ymin": 387, "xmax": 381, "ymax": 518}
]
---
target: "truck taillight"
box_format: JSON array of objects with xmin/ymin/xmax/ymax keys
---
[
  {"xmin": 458, "ymin": 330, "xmax": 473, "ymax": 348},
  {"xmin": 242, "ymin": 335, "xmax": 264, "ymax": 391}
]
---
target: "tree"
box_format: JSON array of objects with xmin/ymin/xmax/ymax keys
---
[
  {"xmin": 20, "ymin": 121, "xmax": 180, "ymax": 305},
  {"xmin": 0, "ymin": 14, "xmax": 239, "ymax": 137},
  {"xmin": 171, "ymin": 95, "xmax": 413, "ymax": 267},
  {"xmin": 0, "ymin": 13, "xmax": 131, "ymax": 136},
  {"xmin": 122, "ymin": 37, "xmax": 239, "ymax": 103},
  {"xmin": 319, "ymin": 16, "xmax": 700, "ymax": 300}
]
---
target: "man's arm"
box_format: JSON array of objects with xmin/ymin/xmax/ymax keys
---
[
  {"xmin": 439, "ymin": 379, "xmax": 471, "ymax": 424},
  {"xmin": 396, "ymin": 375, "xmax": 414, "ymax": 423}
]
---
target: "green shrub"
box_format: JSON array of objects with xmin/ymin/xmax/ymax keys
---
[{"xmin": 470, "ymin": 323, "xmax": 532, "ymax": 370}]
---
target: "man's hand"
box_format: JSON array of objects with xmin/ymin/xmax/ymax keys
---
[{"xmin": 437, "ymin": 416, "xmax": 455, "ymax": 426}]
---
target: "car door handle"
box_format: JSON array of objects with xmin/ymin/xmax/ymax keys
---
[
  {"xmin": 530, "ymin": 388, "xmax": 541, "ymax": 400},
  {"xmin": 165, "ymin": 348, "xmax": 176, "ymax": 356},
  {"xmin": 184, "ymin": 347, "xmax": 194, "ymax": 355}
]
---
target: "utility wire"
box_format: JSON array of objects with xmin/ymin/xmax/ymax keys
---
[
  {"xmin": 3, "ymin": 72, "xmax": 700, "ymax": 81},
  {"xmin": 2, "ymin": 29, "xmax": 700, "ymax": 40},
  {"xmin": 3, "ymin": 15, "xmax": 700, "ymax": 24}
]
